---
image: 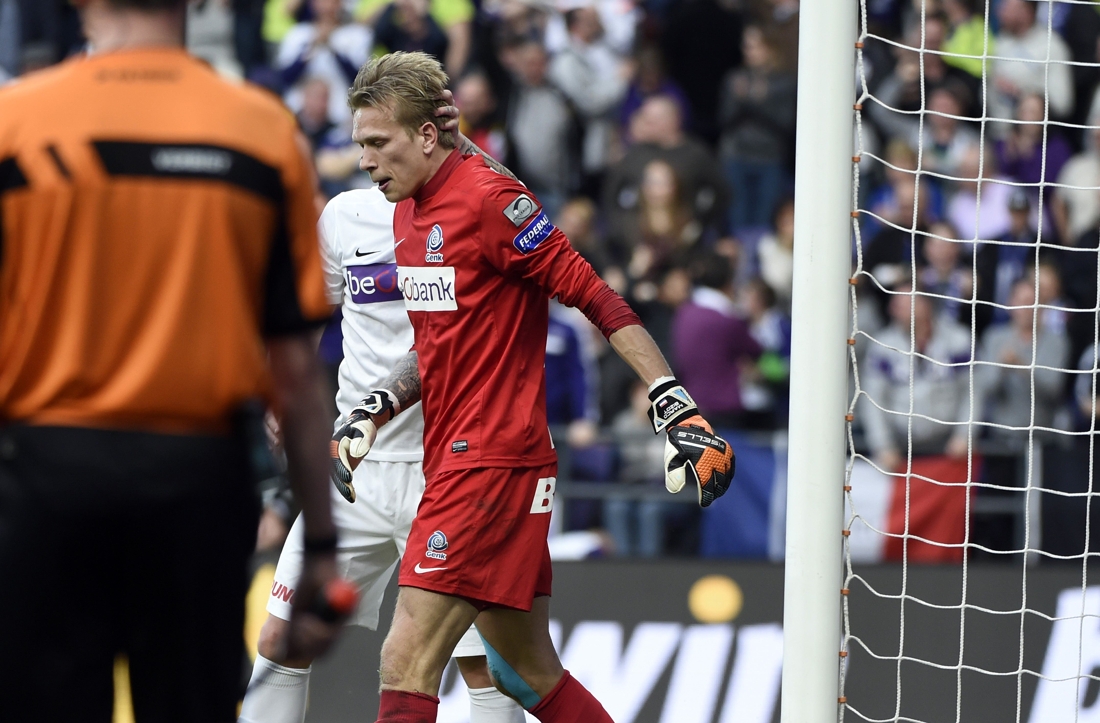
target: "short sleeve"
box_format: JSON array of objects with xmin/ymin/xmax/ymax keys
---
[
  {"xmin": 318, "ymin": 198, "xmax": 345, "ymax": 306},
  {"xmin": 262, "ymin": 128, "xmax": 333, "ymax": 336}
]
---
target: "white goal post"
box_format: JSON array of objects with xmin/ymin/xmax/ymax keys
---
[{"xmin": 781, "ymin": 0, "xmax": 857, "ymax": 721}]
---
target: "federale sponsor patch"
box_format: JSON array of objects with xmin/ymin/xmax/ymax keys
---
[
  {"xmin": 513, "ymin": 211, "xmax": 555, "ymax": 254},
  {"xmin": 503, "ymin": 194, "xmax": 538, "ymax": 227}
]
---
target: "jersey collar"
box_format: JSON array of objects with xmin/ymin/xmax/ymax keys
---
[{"xmin": 413, "ymin": 150, "xmax": 464, "ymax": 204}]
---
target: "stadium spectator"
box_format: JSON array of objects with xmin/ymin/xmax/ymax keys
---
[
  {"xmin": 546, "ymin": 303, "xmax": 601, "ymax": 448},
  {"xmin": 557, "ymin": 196, "xmax": 614, "ymax": 275},
  {"xmin": 860, "ymin": 281, "xmax": 973, "ymax": 473},
  {"xmin": 618, "ymin": 45, "xmax": 691, "ymax": 136},
  {"xmin": 603, "ymin": 381, "xmax": 677, "ymax": 557},
  {"xmin": 188, "ymin": 0, "xmax": 243, "ymax": 78},
  {"xmin": 975, "ymin": 277, "xmax": 1068, "ymax": 445},
  {"xmin": 975, "ymin": 189, "xmax": 1038, "ymax": 334},
  {"xmin": 610, "ymin": 159, "xmax": 705, "ymax": 277},
  {"xmin": 672, "ymin": 252, "xmax": 763, "ymax": 429},
  {"xmin": 297, "ymin": 76, "xmax": 337, "ymax": 151},
  {"xmin": 545, "ymin": 0, "xmax": 638, "ymax": 57},
  {"xmin": 946, "ymin": 145, "xmax": 1014, "ymax": 243},
  {"xmin": 660, "ymin": 0, "xmax": 744, "ymax": 143},
  {"xmin": 264, "ymin": 0, "xmax": 307, "ymax": 46},
  {"xmin": 605, "ymin": 95, "xmax": 729, "ymax": 242},
  {"xmin": 863, "ymin": 175, "xmax": 933, "ymax": 303},
  {"xmin": 455, "ymin": 70, "xmax": 507, "ymax": 161},
  {"xmin": 357, "ymin": 0, "xmax": 475, "ymax": 75},
  {"xmin": 920, "ymin": 221, "xmax": 972, "ymax": 326},
  {"xmin": 1061, "ymin": 1, "xmax": 1100, "ymax": 132},
  {"xmin": 869, "ymin": 16, "xmax": 980, "ymax": 140},
  {"xmin": 755, "ymin": 196, "xmax": 795, "ymax": 310},
  {"xmin": 276, "ymin": 0, "xmax": 371, "ymax": 128},
  {"xmin": 990, "ymin": 0, "xmax": 1073, "ymax": 128},
  {"xmin": 373, "ymin": 0, "xmax": 451, "ymax": 68},
  {"xmin": 740, "ymin": 276, "xmax": 792, "ymax": 430},
  {"xmin": 504, "ymin": 39, "xmax": 578, "ymax": 219},
  {"xmin": 7, "ymin": 0, "xmax": 82, "ymax": 72},
  {"xmin": 1076, "ymin": 343, "xmax": 1100, "ymax": 423},
  {"xmin": 942, "ymin": 0, "xmax": 992, "ymax": 80},
  {"xmin": 995, "ymin": 93, "xmax": 1072, "ymax": 193},
  {"xmin": 315, "ymin": 135, "xmax": 374, "ymax": 196},
  {"xmin": 912, "ymin": 84, "xmax": 980, "ymax": 179},
  {"xmin": 749, "ymin": 0, "xmax": 799, "ymax": 76},
  {"xmin": 863, "ymin": 139, "xmax": 945, "ymax": 242},
  {"xmin": 549, "ymin": 5, "xmax": 629, "ymax": 192},
  {"xmin": 1053, "ymin": 112, "xmax": 1100, "ymax": 245},
  {"xmin": 231, "ymin": 0, "xmax": 268, "ymax": 76},
  {"xmin": 719, "ymin": 25, "xmax": 796, "ymax": 231}
]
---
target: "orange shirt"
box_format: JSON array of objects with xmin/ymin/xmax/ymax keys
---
[{"xmin": 0, "ymin": 49, "xmax": 331, "ymax": 433}]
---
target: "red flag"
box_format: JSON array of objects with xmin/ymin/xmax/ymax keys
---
[{"xmin": 884, "ymin": 455, "xmax": 980, "ymax": 563}]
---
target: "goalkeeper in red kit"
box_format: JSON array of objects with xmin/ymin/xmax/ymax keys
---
[{"xmin": 333, "ymin": 51, "xmax": 736, "ymax": 723}]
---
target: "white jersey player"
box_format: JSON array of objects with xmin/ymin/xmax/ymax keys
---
[{"xmin": 240, "ymin": 189, "xmax": 524, "ymax": 723}]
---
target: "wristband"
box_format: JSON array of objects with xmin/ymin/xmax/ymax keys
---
[
  {"xmin": 360, "ymin": 389, "xmax": 400, "ymax": 421},
  {"xmin": 303, "ymin": 535, "xmax": 338, "ymax": 554},
  {"xmin": 647, "ymin": 378, "xmax": 699, "ymax": 434}
]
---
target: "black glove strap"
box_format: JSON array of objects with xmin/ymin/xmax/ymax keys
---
[
  {"xmin": 647, "ymin": 379, "xmax": 699, "ymax": 434},
  {"xmin": 356, "ymin": 389, "xmax": 398, "ymax": 422}
]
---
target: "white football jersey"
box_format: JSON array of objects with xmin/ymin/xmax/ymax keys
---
[{"xmin": 319, "ymin": 189, "xmax": 423, "ymax": 462}]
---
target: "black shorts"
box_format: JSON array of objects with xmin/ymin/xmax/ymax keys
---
[{"xmin": 0, "ymin": 425, "xmax": 260, "ymax": 723}]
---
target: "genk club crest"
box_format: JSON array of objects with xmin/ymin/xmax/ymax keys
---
[
  {"xmin": 425, "ymin": 224, "xmax": 444, "ymax": 263},
  {"xmin": 426, "ymin": 530, "xmax": 449, "ymax": 560}
]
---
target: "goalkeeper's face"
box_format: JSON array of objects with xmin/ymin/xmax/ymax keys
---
[{"xmin": 352, "ymin": 105, "xmax": 437, "ymax": 202}]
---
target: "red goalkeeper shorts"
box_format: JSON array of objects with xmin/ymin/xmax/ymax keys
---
[{"xmin": 398, "ymin": 463, "xmax": 556, "ymax": 611}]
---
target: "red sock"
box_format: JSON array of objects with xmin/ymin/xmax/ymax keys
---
[
  {"xmin": 376, "ymin": 689, "xmax": 439, "ymax": 723},
  {"xmin": 529, "ymin": 671, "xmax": 614, "ymax": 722}
]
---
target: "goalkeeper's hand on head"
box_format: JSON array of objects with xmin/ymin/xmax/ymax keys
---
[
  {"xmin": 648, "ymin": 378, "xmax": 736, "ymax": 508},
  {"xmin": 330, "ymin": 390, "xmax": 399, "ymax": 503}
]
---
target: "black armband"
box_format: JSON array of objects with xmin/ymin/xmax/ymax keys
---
[{"xmin": 647, "ymin": 377, "xmax": 700, "ymax": 434}]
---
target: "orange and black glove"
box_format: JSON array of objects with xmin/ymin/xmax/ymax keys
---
[{"xmin": 648, "ymin": 378, "xmax": 736, "ymax": 508}]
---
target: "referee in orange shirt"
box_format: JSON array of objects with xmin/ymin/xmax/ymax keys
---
[{"xmin": 0, "ymin": 1, "xmax": 345, "ymax": 720}]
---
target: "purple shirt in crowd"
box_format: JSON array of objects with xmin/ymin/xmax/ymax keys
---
[
  {"xmin": 672, "ymin": 287, "xmax": 762, "ymax": 420},
  {"xmin": 994, "ymin": 133, "xmax": 1072, "ymax": 187}
]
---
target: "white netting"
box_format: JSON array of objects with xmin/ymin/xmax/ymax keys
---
[{"xmin": 841, "ymin": 1, "xmax": 1100, "ymax": 721}]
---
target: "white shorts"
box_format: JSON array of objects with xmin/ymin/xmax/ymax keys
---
[{"xmin": 266, "ymin": 459, "xmax": 487, "ymax": 657}]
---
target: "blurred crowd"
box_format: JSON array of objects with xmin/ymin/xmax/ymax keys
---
[
  {"xmin": 11, "ymin": 0, "xmax": 1100, "ymax": 560},
  {"xmin": 852, "ymin": 0, "xmax": 1100, "ymax": 561}
]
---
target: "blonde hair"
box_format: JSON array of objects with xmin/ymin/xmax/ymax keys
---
[{"xmin": 348, "ymin": 52, "xmax": 455, "ymax": 150}]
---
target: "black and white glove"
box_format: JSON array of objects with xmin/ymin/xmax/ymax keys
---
[
  {"xmin": 330, "ymin": 390, "xmax": 399, "ymax": 503},
  {"xmin": 648, "ymin": 378, "xmax": 736, "ymax": 508}
]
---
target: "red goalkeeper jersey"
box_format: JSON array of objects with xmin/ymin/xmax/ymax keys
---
[{"xmin": 394, "ymin": 152, "xmax": 639, "ymax": 479}]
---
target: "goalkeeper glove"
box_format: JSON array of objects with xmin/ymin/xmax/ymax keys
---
[
  {"xmin": 648, "ymin": 378, "xmax": 736, "ymax": 508},
  {"xmin": 330, "ymin": 390, "xmax": 399, "ymax": 503}
]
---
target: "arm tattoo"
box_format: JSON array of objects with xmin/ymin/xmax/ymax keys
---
[
  {"xmin": 459, "ymin": 134, "xmax": 519, "ymax": 182},
  {"xmin": 380, "ymin": 351, "xmax": 422, "ymax": 411}
]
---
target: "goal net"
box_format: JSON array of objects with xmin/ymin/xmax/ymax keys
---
[{"xmin": 839, "ymin": 0, "xmax": 1100, "ymax": 721}]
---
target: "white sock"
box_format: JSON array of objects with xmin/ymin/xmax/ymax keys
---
[
  {"xmin": 238, "ymin": 655, "xmax": 311, "ymax": 723},
  {"xmin": 468, "ymin": 686, "xmax": 527, "ymax": 723}
]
